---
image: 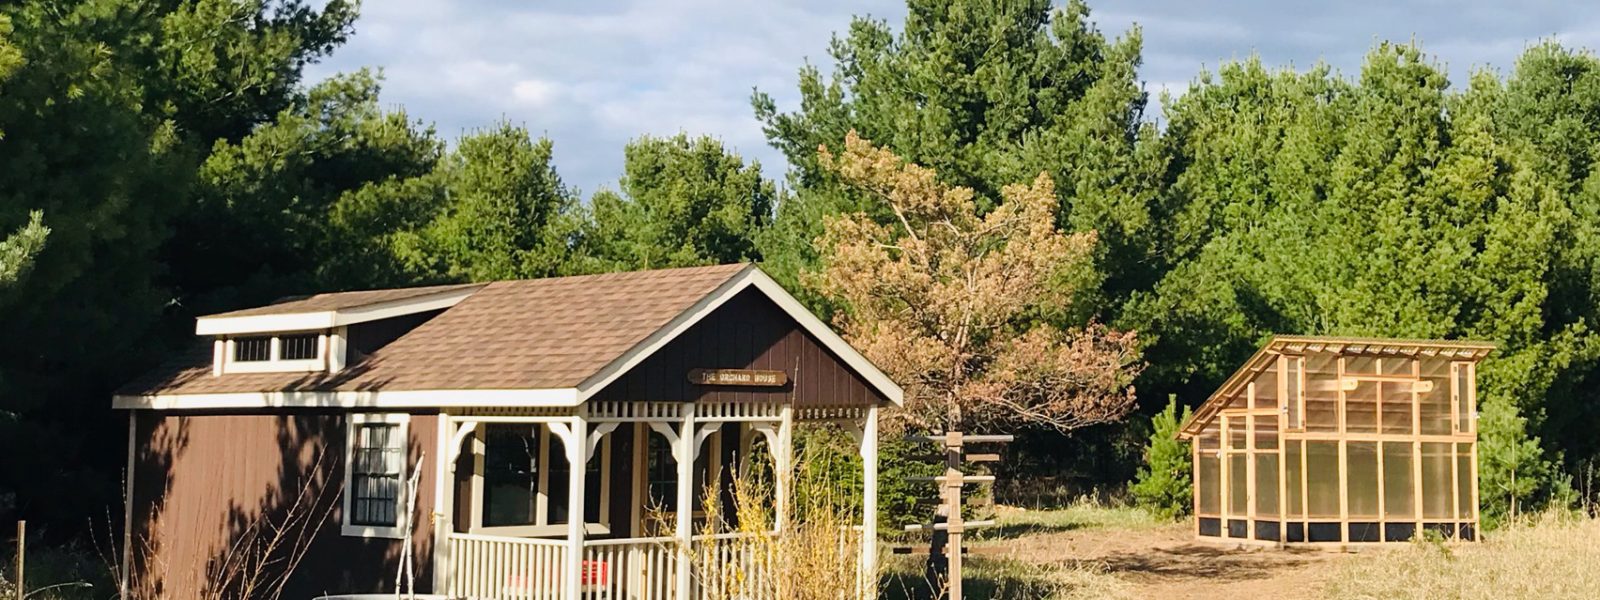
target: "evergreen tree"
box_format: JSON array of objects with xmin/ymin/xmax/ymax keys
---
[
  {"xmin": 1124, "ymin": 43, "xmax": 1584, "ymax": 518},
  {"xmin": 0, "ymin": 0, "xmax": 364, "ymax": 529},
  {"xmin": 0, "ymin": 211, "xmax": 46, "ymax": 285},
  {"xmin": 1130, "ymin": 395, "xmax": 1191, "ymax": 520},
  {"xmin": 582, "ymin": 134, "xmax": 774, "ymax": 271},
  {"xmin": 404, "ymin": 123, "xmax": 584, "ymax": 281},
  {"xmin": 753, "ymin": 0, "xmax": 1166, "ymax": 311}
]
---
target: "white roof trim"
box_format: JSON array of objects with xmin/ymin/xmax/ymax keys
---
[
  {"xmin": 194, "ymin": 287, "xmax": 480, "ymax": 335},
  {"xmin": 112, "ymin": 388, "xmax": 579, "ymax": 410},
  {"xmin": 574, "ymin": 266, "xmax": 905, "ymax": 406}
]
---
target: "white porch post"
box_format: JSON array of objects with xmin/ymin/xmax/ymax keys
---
[
  {"xmin": 675, "ymin": 403, "xmax": 697, "ymax": 600},
  {"xmin": 549, "ymin": 416, "xmax": 588, "ymax": 600},
  {"xmin": 437, "ymin": 418, "xmax": 480, "ymax": 596},
  {"xmin": 775, "ymin": 404, "xmax": 794, "ymax": 533},
  {"xmin": 430, "ymin": 415, "xmax": 451, "ymax": 594},
  {"xmin": 859, "ymin": 405, "xmax": 879, "ymax": 598}
]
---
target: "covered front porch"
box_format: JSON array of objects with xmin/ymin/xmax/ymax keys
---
[{"xmin": 429, "ymin": 399, "xmax": 880, "ymax": 599}]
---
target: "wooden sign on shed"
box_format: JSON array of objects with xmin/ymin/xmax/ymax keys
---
[{"xmin": 687, "ymin": 368, "xmax": 788, "ymax": 387}]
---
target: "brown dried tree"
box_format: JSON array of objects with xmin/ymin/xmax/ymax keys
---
[{"xmin": 809, "ymin": 131, "xmax": 1142, "ymax": 433}]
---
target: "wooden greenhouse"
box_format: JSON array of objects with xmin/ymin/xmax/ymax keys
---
[{"xmin": 1178, "ymin": 336, "xmax": 1495, "ymax": 546}]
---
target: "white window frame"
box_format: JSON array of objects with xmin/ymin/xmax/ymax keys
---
[
  {"xmin": 630, "ymin": 424, "xmax": 720, "ymax": 536},
  {"xmin": 343, "ymin": 412, "xmax": 411, "ymax": 539},
  {"xmin": 219, "ymin": 330, "xmax": 330, "ymax": 374},
  {"xmin": 468, "ymin": 424, "xmax": 612, "ymax": 538}
]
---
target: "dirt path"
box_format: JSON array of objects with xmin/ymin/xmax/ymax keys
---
[{"xmin": 977, "ymin": 524, "xmax": 1346, "ymax": 599}]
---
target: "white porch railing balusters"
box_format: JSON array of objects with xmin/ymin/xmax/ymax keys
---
[{"xmin": 447, "ymin": 533, "xmax": 568, "ymax": 599}]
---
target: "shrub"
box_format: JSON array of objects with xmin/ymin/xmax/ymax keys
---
[
  {"xmin": 1129, "ymin": 396, "xmax": 1191, "ymax": 520},
  {"xmin": 685, "ymin": 450, "xmax": 870, "ymax": 600}
]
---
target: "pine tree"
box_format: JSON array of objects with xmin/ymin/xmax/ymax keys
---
[
  {"xmin": 582, "ymin": 134, "xmax": 774, "ymax": 271},
  {"xmin": 1131, "ymin": 395, "xmax": 1192, "ymax": 520},
  {"xmin": 753, "ymin": 0, "xmax": 1166, "ymax": 312}
]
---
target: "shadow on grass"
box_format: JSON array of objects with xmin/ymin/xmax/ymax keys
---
[
  {"xmin": 879, "ymin": 570, "xmax": 1062, "ymax": 600},
  {"xmin": 975, "ymin": 519, "xmax": 1099, "ymax": 541},
  {"xmin": 876, "ymin": 554, "xmax": 1115, "ymax": 600}
]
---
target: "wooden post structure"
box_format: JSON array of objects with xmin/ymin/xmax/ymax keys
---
[
  {"xmin": 903, "ymin": 432, "xmax": 1010, "ymax": 600},
  {"xmin": 13, "ymin": 520, "xmax": 22, "ymax": 600}
]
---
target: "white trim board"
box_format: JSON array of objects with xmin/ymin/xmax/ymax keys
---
[
  {"xmin": 112, "ymin": 388, "xmax": 579, "ymax": 410},
  {"xmin": 196, "ymin": 287, "xmax": 481, "ymax": 335}
]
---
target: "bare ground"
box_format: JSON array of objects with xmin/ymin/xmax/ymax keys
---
[{"xmin": 974, "ymin": 523, "xmax": 1347, "ymax": 599}]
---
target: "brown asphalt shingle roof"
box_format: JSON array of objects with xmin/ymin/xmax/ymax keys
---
[{"xmin": 119, "ymin": 263, "xmax": 754, "ymax": 396}]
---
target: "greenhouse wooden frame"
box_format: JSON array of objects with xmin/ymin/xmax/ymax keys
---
[{"xmin": 1178, "ymin": 336, "xmax": 1494, "ymax": 548}]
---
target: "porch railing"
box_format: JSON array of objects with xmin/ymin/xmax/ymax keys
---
[
  {"xmin": 447, "ymin": 532, "xmax": 568, "ymax": 599},
  {"xmin": 689, "ymin": 532, "xmax": 776, "ymax": 599},
  {"xmin": 578, "ymin": 536, "xmax": 677, "ymax": 600},
  {"xmin": 448, "ymin": 532, "xmax": 786, "ymax": 600}
]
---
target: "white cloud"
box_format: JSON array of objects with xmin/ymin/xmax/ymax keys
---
[{"xmin": 511, "ymin": 79, "xmax": 561, "ymax": 108}]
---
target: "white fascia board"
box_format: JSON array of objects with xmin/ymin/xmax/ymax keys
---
[
  {"xmin": 196, "ymin": 312, "xmax": 337, "ymax": 335},
  {"xmin": 112, "ymin": 387, "xmax": 579, "ymax": 410},
  {"xmin": 194, "ymin": 287, "xmax": 480, "ymax": 336},
  {"xmin": 574, "ymin": 266, "xmax": 905, "ymax": 406}
]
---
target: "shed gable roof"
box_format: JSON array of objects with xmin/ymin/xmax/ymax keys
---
[
  {"xmin": 115, "ymin": 264, "xmax": 905, "ymax": 408},
  {"xmin": 1176, "ymin": 335, "xmax": 1496, "ymax": 439}
]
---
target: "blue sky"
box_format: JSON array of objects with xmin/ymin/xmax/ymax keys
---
[{"xmin": 307, "ymin": 1, "xmax": 1600, "ymax": 196}]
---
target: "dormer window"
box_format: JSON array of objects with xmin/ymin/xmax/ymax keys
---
[
  {"xmin": 234, "ymin": 337, "xmax": 272, "ymax": 362},
  {"xmin": 216, "ymin": 332, "xmax": 329, "ymax": 374},
  {"xmin": 281, "ymin": 333, "xmax": 320, "ymax": 360}
]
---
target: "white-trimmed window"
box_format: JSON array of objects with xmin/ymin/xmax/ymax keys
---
[
  {"xmin": 218, "ymin": 331, "xmax": 329, "ymax": 374},
  {"xmin": 468, "ymin": 423, "xmax": 611, "ymax": 537},
  {"xmin": 343, "ymin": 413, "xmax": 410, "ymax": 538}
]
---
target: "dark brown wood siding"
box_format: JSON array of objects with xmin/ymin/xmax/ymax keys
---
[
  {"xmin": 130, "ymin": 410, "xmax": 437, "ymax": 599},
  {"xmin": 591, "ymin": 289, "xmax": 885, "ymax": 407}
]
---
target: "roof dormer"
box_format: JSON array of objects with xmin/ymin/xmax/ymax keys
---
[{"xmin": 197, "ymin": 283, "xmax": 484, "ymax": 376}]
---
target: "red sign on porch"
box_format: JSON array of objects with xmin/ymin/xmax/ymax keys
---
[{"xmin": 687, "ymin": 368, "xmax": 788, "ymax": 387}]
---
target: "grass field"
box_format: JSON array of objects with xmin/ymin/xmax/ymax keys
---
[
  {"xmin": 883, "ymin": 501, "xmax": 1600, "ymax": 599},
  {"xmin": 10, "ymin": 503, "xmax": 1600, "ymax": 599},
  {"xmin": 1329, "ymin": 512, "xmax": 1600, "ymax": 599}
]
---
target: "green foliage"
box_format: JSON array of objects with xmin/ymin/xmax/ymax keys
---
[
  {"xmin": 1478, "ymin": 393, "xmax": 1568, "ymax": 528},
  {"xmin": 0, "ymin": 210, "xmax": 46, "ymax": 285},
  {"xmin": 12, "ymin": 0, "xmax": 1600, "ymax": 541},
  {"xmin": 582, "ymin": 134, "xmax": 773, "ymax": 271},
  {"xmin": 752, "ymin": 0, "xmax": 1166, "ymax": 311},
  {"xmin": 1121, "ymin": 42, "xmax": 1600, "ymax": 519},
  {"xmin": 179, "ymin": 70, "xmax": 444, "ymax": 305},
  {"xmin": 1129, "ymin": 396, "xmax": 1191, "ymax": 520},
  {"xmin": 401, "ymin": 123, "xmax": 584, "ymax": 281},
  {"xmin": 789, "ymin": 425, "xmax": 940, "ymax": 536}
]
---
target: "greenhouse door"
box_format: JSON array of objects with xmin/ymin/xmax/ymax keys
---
[{"xmin": 1221, "ymin": 415, "xmax": 1251, "ymax": 539}]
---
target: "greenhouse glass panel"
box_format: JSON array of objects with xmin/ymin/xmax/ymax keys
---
[
  {"xmin": 1256, "ymin": 453, "xmax": 1280, "ymax": 517},
  {"xmin": 1306, "ymin": 441, "xmax": 1340, "ymax": 518},
  {"xmin": 1421, "ymin": 442, "xmax": 1453, "ymax": 519},
  {"xmin": 1347, "ymin": 442, "xmax": 1380, "ymax": 519},
  {"xmin": 1382, "ymin": 442, "xmax": 1414, "ymax": 518}
]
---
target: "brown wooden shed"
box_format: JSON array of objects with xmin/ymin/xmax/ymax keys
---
[
  {"xmin": 1178, "ymin": 336, "xmax": 1494, "ymax": 547},
  {"xmin": 114, "ymin": 263, "xmax": 902, "ymax": 599}
]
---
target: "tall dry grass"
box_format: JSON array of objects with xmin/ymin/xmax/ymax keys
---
[
  {"xmin": 1328, "ymin": 512, "xmax": 1600, "ymax": 599},
  {"xmin": 668, "ymin": 459, "xmax": 869, "ymax": 600}
]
